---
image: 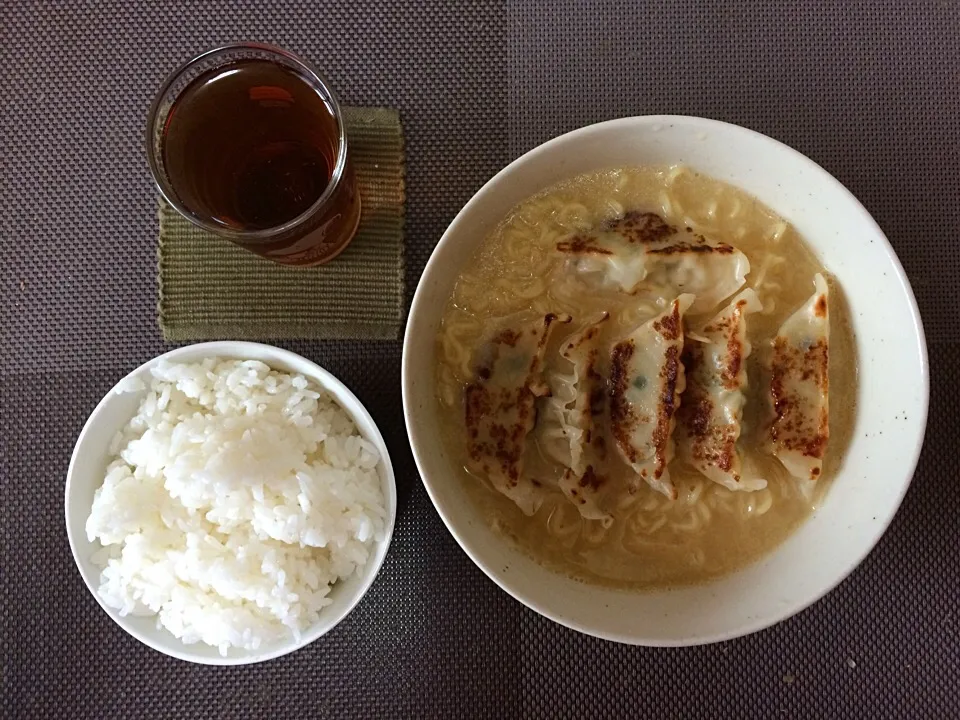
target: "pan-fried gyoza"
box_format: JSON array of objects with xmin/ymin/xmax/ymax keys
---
[
  {"xmin": 677, "ymin": 288, "xmax": 766, "ymax": 492},
  {"xmin": 464, "ymin": 313, "xmax": 571, "ymax": 515},
  {"xmin": 769, "ymin": 274, "xmax": 830, "ymax": 492},
  {"xmin": 437, "ymin": 166, "xmax": 856, "ymax": 589}
]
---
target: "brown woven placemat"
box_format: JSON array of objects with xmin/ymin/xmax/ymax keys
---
[{"xmin": 157, "ymin": 107, "xmax": 405, "ymax": 341}]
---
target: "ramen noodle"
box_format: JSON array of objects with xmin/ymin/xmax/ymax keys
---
[{"xmin": 434, "ymin": 166, "xmax": 856, "ymax": 588}]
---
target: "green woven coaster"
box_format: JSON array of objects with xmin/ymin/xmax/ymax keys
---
[{"xmin": 158, "ymin": 107, "xmax": 405, "ymax": 342}]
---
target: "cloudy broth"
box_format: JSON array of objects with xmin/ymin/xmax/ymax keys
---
[{"xmin": 435, "ymin": 166, "xmax": 856, "ymax": 588}]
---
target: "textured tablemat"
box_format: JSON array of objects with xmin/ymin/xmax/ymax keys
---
[
  {"xmin": 2, "ymin": 2, "xmax": 959, "ymax": 719},
  {"xmin": 158, "ymin": 107, "xmax": 405, "ymax": 341}
]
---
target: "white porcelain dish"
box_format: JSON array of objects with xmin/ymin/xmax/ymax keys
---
[
  {"xmin": 402, "ymin": 115, "xmax": 928, "ymax": 646},
  {"xmin": 65, "ymin": 341, "xmax": 397, "ymax": 665}
]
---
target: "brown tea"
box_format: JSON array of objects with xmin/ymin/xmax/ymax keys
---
[
  {"xmin": 162, "ymin": 58, "xmax": 339, "ymax": 230},
  {"xmin": 157, "ymin": 54, "xmax": 360, "ymax": 266}
]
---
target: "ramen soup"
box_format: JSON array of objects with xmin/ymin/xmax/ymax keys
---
[{"xmin": 435, "ymin": 166, "xmax": 856, "ymax": 588}]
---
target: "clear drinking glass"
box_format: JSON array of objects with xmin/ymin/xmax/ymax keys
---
[{"xmin": 146, "ymin": 43, "xmax": 360, "ymax": 266}]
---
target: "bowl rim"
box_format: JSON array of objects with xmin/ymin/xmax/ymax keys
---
[
  {"xmin": 65, "ymin": 340, "xmax": 397, "ymax": 665},
  {"xmin": 402, "ymin": 114, "xmax": 930, "ymax": 646}
]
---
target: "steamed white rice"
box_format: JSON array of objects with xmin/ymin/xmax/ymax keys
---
[{"xmin": 85, "ymin": 358, "xmax": 386, "ymax": 656}]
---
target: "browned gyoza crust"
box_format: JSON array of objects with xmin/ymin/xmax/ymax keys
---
[
  {"xmin": 556, "ymin": 210, "xmax": 736, "ymax": 256},
  {"xmin": 609, "ymin": 299, "xmax": 684, "ymax": 485},
  {"xmin": 768, "ymin": 275, "xmax": 830, "ymax": 482},
  {"xmin": 556, "ymin": 211, "xmax": 676, "ymax": 256},
  {"xmin": 464, "ymin": 313, "xmax": 571, "ymax": 509},
  {"xmin": 676, "ymin": 294, "xmax": 753, "ymax": 481},
  {"xmin": 678, "ymin": 343, "xmax": 736, "ymax": 476},
  {"xmin": 770, "ymin": 336, "xmax": 829, "ymax": 475}
]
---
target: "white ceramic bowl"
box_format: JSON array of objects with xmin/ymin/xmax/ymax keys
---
[
  {"xmin": 66, "ymin": 341, "xmax": 397, "ymax": 664},
  {"xmin": 402, "ymin": 116, "xmax": 928, "ymax": 646}
]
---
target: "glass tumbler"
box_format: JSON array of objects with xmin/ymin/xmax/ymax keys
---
[{"xmin": 146, "ymin": 43, "xmax": 361, "ymax": 266}]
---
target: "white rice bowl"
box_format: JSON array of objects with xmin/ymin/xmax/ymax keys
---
[{"xmin": 84, "ymin": 358, "xmax": 387, "ymax": 656}]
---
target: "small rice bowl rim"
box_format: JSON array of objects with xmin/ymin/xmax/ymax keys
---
[{"xmin": 65, "ymin": 341, "xmax": 397, "ymax": 666}]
